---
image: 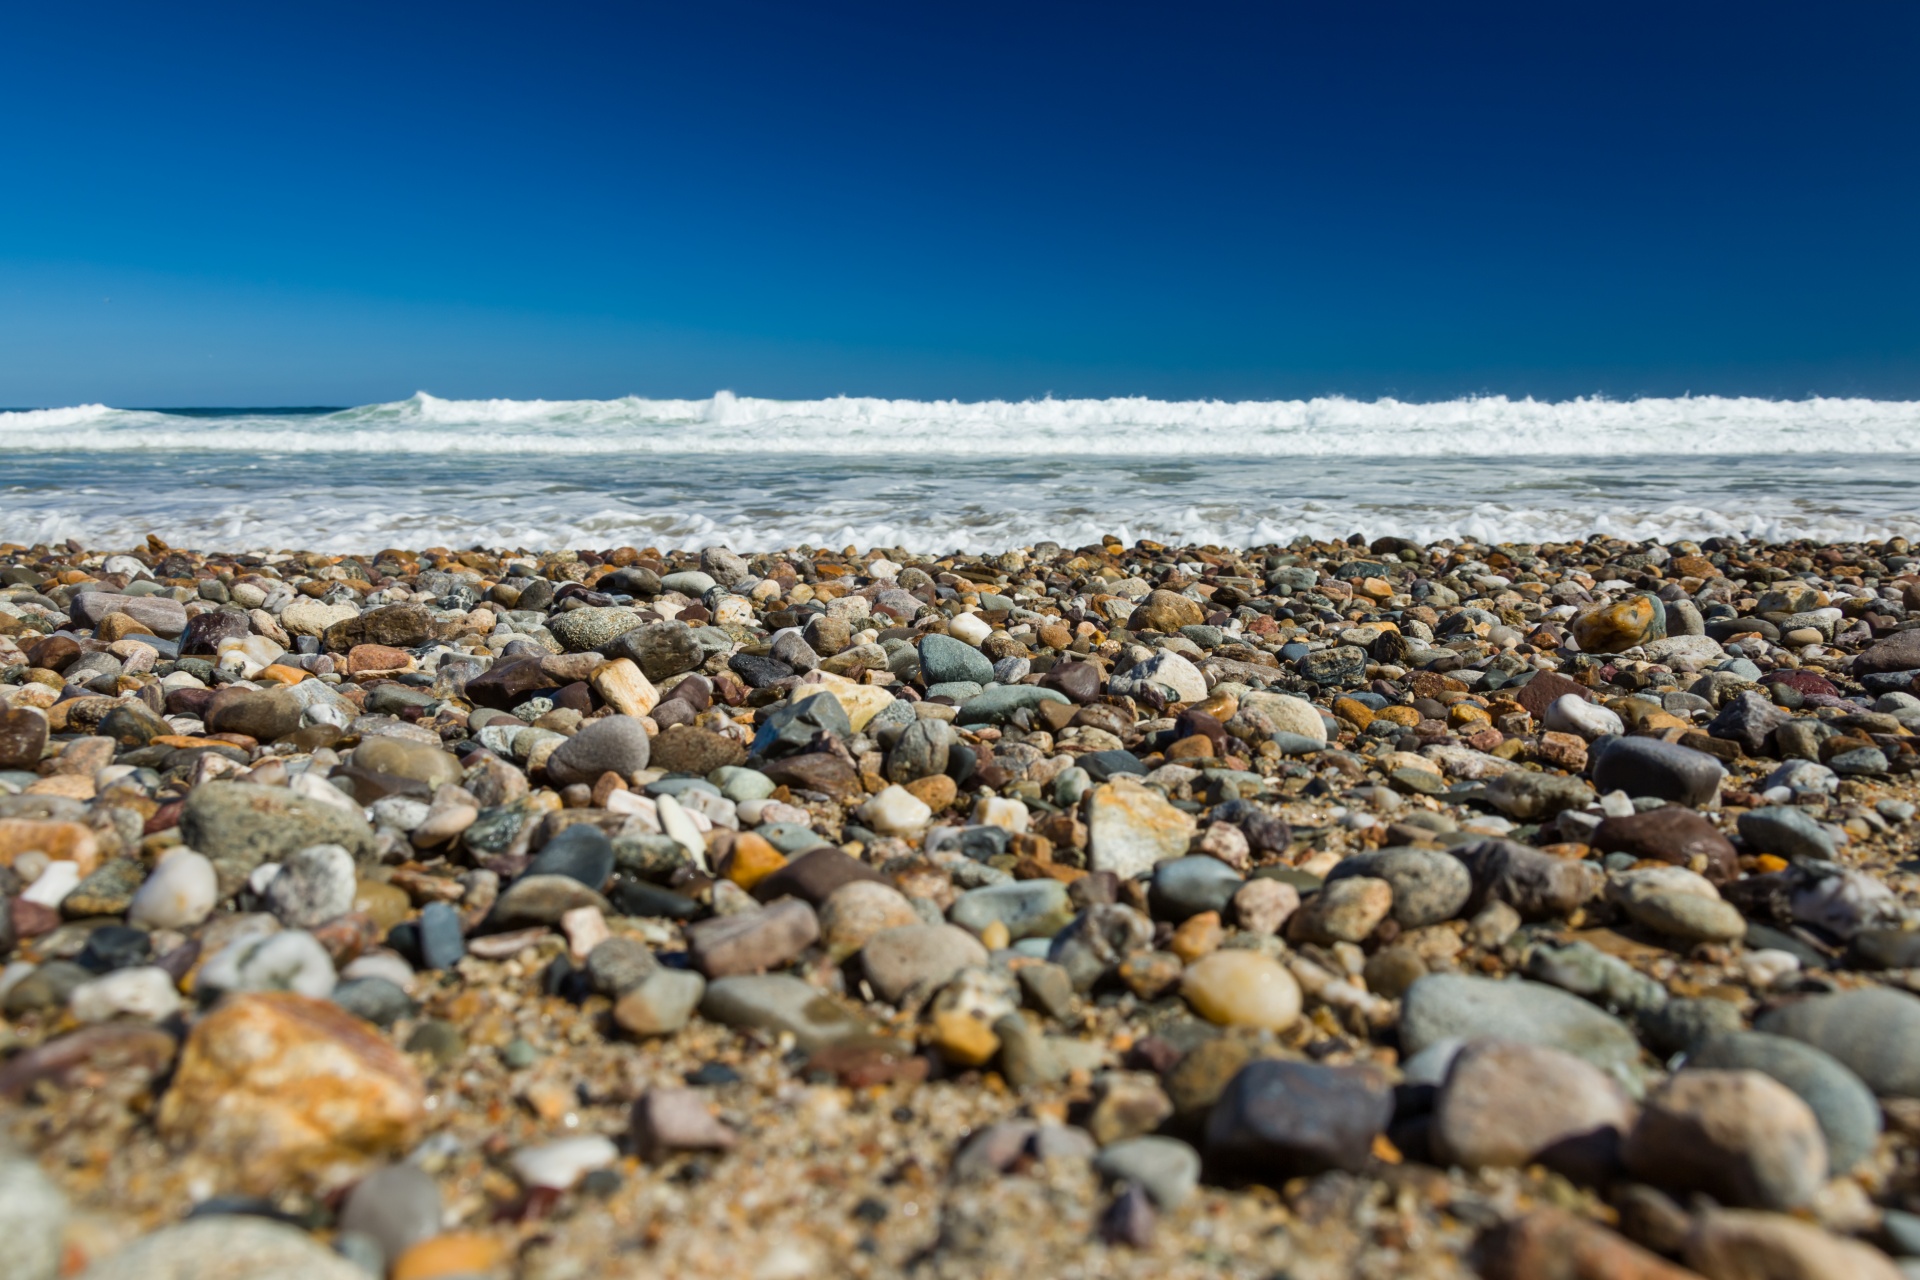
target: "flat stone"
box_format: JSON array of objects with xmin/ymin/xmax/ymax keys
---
[
  {"xmin": 1092, "ymin": 1135, "xmax": 1201, "ymax": 1210},
  {"xmin": 180, "ymin": 782, "xmax": 375, "ymax": 896},
  {"xmin": 948, "ymin": 879, "xmax": 1074, "ymax": 941},
  {"xmin": 750, "ymin": 845, "xmax": 884, "ymax": 905},
  {"xmin": 1148, "ymin": 856, "xmax": 1244, "ymax": 922},
  {"xmin": 1204, "ymin": 1059, "xmax": 1393, "ymax": 1176},
  {"xmin": 685, "ymin": 896, "xmax": 820, "ymax": 977},
  {"xmin": 613, "ymin": 968, "xmax": 706, "ymax": 1037},
  {"xmin": 77, "ymin": 1217, "xmax": 368, "ymax": 1280},
  {"xmin": 1590, "ymin": 737, "xmax": 1725, "ymax": 807},
  {"xmin": 489, "ymin": 874, "xmax": 612, "ymax": 928},
  {"xmin": 1737, "ymin": 806, "xmax": 1836, "ymax": 862},
  {"xmin": 860, "ymin": 924, "xmax": 988, "ymax": 1003},
  {"xmin": 1477, "ymin": 1209, "xmax": 1701, "ymax": 1280},
  {"xmin": 699, "ymin": 973, "xmax": 868, "ymax": 1052},
  {"xmin": 1685, "ymin": 1209, "xmax": 1905, "ymax": 1280},
  {"xmin": 1592, "ymin": 807, "xmax": 1738, "ymax": 882},
  {"xmin": 1402, "ymin": 974, "xmax": 1643, "ymax": 1086},
  {"xmin": 1453, "ymin": 838, "xmax": 1603, "ymax": 920},
  {"xmin": 524, "ymin": 824, "xmax": 615, "ymax": 889},
  {"xmin": 339, "ymin": 1162, "xmax": 441, "ymax": 1262},
  {"xmin": 919, "ymin": 633, "xmax": 995, "ymax": 686},
  {"xmin": 1086, "ymin": 779, "xmax": 1196, "ymax": 880}
]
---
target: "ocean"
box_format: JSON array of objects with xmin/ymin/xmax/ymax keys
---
[{"xmin": 2, "ymin": 392, "xmax": 1916, "ymax": 553}]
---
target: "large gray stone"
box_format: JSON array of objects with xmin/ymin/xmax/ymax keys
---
[
  {"xmin": 1689, "ymin": 1030, "xmax": 1881, "ymax": 1173},
  {"xmin": 1401, "ymin": 974, "xmax": 1643, "ymax": 1088},
  {"xmin": 1757, "ymin": 987, "xmax": 1920, "ymax": 1098}
]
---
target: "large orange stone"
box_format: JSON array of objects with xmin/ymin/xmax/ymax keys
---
[
  {"xmin": 0, "ymin": 819, "xmax": 101, "ymax": 875},
  {"xmin": 157, "ymin": 992, "xmax": 425, "ymax": 1193},
  {"xmin": 390, "ymin": 1233, "xmax": 508, "ymax": 1280}
]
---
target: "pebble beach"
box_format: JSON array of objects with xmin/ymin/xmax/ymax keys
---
[{"xmin": 5, "ymin": 529, "xmax": 1920, "ymax": 1279}]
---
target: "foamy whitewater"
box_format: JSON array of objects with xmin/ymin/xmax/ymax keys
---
[{"xmin": 2, "ymin": 392, "xmax": 1916, "ymax": 552}]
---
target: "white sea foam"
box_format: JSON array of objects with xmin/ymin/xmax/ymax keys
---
[
  {"xmin": 2, "ymin": 391, "xmax": 1917, "ymax": 456},
  {"xmin": 3, "ymin": 393, "xmax": 1915, "ymax": 552}
]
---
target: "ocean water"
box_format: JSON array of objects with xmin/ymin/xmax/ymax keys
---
[{"xmin": 2, "ymin": 392, "xmax": 1916, "ymax": 553}]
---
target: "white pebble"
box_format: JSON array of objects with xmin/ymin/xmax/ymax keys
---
[
  {"xmin": 21, "ymin": 861, "xmax": 80, "ymax": 908},
  {"xmin": 948, "ymin": 613, "xmax": 992, "ymax": 646},
  {"xmin": 70, "ymin": 966, "xmax": 182, "ymax": 1023},
  {"xmin": 509, "ymin": 1135, "xmax": 619, "ymax": 1190},
  {"xmin": 971, "ymin": 795, "xmax": 1029, "ymax": 834},
  {"xmin": 1545, "ymin": 694, "xmax": 1625, "ymax": 740},
  {"xmin": 857, "ymin": 785, "xmax": 932, "ymax": 836},
  {"xmin": 199, "ymin": 929, "xmax": 336, "ymax": 998},
  {"xmin": 1740, "ymin": 948, "xmax": 1801, "ymax": 990},
  {"xmin": 340, "ymin": 949, "xmax": 416, "ymax": 989},
  {"xmin": 129, "ymin": 849, "xmax": 219, "ymax": 929}
]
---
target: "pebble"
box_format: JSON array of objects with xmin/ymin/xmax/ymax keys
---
[
  {"xmin": 1204, "ymin": 1059, "xmax": 1393, "ymax": 1176},
  {"xmin": 1179, "ymin": 949, "xmax": 1301, "ymax": 1030},
  {"xmin": 1738, "ymin": 805, "xmax": 1838, "ymax": 862},
  {"xmin": 262, "ymin": 843, "xmax": 357, "ymax": 928},
  {"xmin": 198, "ymin": 929, "xmax": 337, "ymax": 999},
  {"xmin": 157, "ymin": 992, "xmax": 423, "ymax": 1194},
  {"xmin": 1288, "ymin": 875, "xmax": 1392, "ymax": 944},
  {"xmin": 1689, "ymin": 1030, "xmax": 1881, "ymax": 1173},
  {"xmin": 1758, "ymin": 987, "xmax": 1920, "ymax": 1097},
  {"xmin": 699, "ymin": 973, "xmax": 866, "ymax": 1051},
  {"xmin": 0, "ymin": 1144, "xmax": 67, "ymax": 1280},
  {"xmin": 860, "ymin": 924, "xmax": 987, "ymax": 1003},
  {"xmin": 947, "ymin": 879, "xmax": 1073, "ymax": 941},
  {"xmin": 545, "ymin": 715, "xmax": 651, "ymax": 787},
  {"xmin": 1092, "ymin": 1135, "xmax": 1200, "ymax": 1210},
  {"xmin": 1590, "ymin": 736, "xmax": 1725, "ymax": 807},
  {"xmin": 339, "ymin": 1162, "xmax": 443, "ymax": 1262},
  {"xmin": 1148, "ymin": 855, "xmax": 1244, "ymax": 921},
  {"xmin": 1085, "ymin": 779, "xmax": 1196, "ymax": 879},
  {"xmin": 1326, "ymin": 846, "xmax": 1471, "ymax": 926},
  {"xmin": 523, "ymin": 824, "xmax": 615, "ymax": 889},
  {"xmin": 510, "ymin": 1134, "xmax": 620, "ymax": 1190},
  {"xmin": 631, "ymin": 1086, "xmax": 737, "ymax": 1160},
  {"xmin": 77, "ymin": 1216, "xmax": 370, "ymax": 1280},
  {"xmin": 613, "ymin": 967, "xmax": 707, "ymax": 1037},
  {"xmin": 70, "ymin": 966, "xmax": 182, "ymax": 1023},
  {"xmin": 1686, "ymin": 1209, "xmax": 1904, "ymax": 1280},
  {"xmin": 686, "ymin": 897, "xmax": 819, "ymax": 977},
  {"xmin": 1431, "ymin": 1040, "xmax": 1634, "ymax": 1181},
  {"xmin": 1402, "ymin": 974, "xmax": 1642, "ymax": 1085},
  {"xmin": 1623, "ymin": 1068, "xmax": 1827, "ymax": 1210}
]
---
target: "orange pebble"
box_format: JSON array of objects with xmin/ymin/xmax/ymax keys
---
[{"xmin": 391, "ymin": 1233, "xmax": 507, "ymax": 1280}]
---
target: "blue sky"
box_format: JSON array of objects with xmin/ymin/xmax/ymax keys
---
[{"xmin": 3, "ymin": 2, "xmax": 1916, "ymax": 406}]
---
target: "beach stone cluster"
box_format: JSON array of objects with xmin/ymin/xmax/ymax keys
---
[{"xmin": 2, "ymin": 530, "xmax": 1920, "ymax": 1276}]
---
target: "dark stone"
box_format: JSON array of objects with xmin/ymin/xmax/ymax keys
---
[
  {"xmin": 417, "ymin": 901, "xmax": 466, "ymax": 970},
  {"xmin": 465, "ymin": 656, "xmax": 550, "ymax": 710},
  {"xmin": 758, "ymin": 752, "xmax": 862, "ymax": 802},
  {"xmin": 1513, "ymin": 671, "xmax": 1590, "ymax": 722},
  {"xmin": 609, "ymin": 878, "xmax": 702, "ymax": 920},
  {"xmin": 1707, "ymin": 691, "xmax": 1791, "ymax": 756},
  {"xmin": 1854, "ymin": 628, "xmax": 1920, "ymax": 677},
  {"xmin": 0, "ymin": 707, "xmax": 49, "ymax": 769},
  {"xmin": 1591, "ymin": 808, "xmax": 1739, "ymax": 883},
  {"xmin": 177, "ymin": 609, "xmax": 250, "ymax": 656},
  {"xmin": 77, "ymin": 925, "xmax": 153, "ymax": 973},
  {"xmin": 324, "ymin": 603, "xmax": 436, "ymax": 652},
  {"xmin": 1451, "ymin": 839, "xmax": 1603, "ymax": 920},
  {"xmin": 729, "ymin": 653, "xmax": 795, "ymax": 689},
  {"xmin": 1589, "ymin": 736, "xmax": 1725, "ymax": 807},
  {"xmin": 1296, "ymin": 645, "xmax": 1367, "ymax": 688},
  {"xmin": 750, "ymin": 846, "xmax": 886, "ymax": 905},
  {"xmin": 1204, "ymin": 1059, "xmax": 1394, "ymax": 1176},
  {"xmin": 604, "ymin": 622, "xmax": 706, "ymax": 683},
  {"xmin": 1081, "ymin": 750, "xmax": 1149, "ymax": 782},
  {"xmin": 918, "ymin": 633, "xmax": 995, "ymax": 687},
  {"xmin": 524, "ymin": 825, "xmax": 616, "ymax": 889},
  {"xmin": 1040, "ymin": 660, "xmax": 1102, "ymax": 704},
  {"xmin": 750, "ymin": 693, "xmax": 852, "ymax": 759}
]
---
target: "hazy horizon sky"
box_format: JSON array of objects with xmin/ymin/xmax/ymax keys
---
[{"xmin": 3, "ymin": 2, "xmax": 1917, "ymax": 407}]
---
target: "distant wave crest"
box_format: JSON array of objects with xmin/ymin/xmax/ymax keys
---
[{"xmin": 1, "ymin": 391, "xmax": 1916, "ymax": 457}]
